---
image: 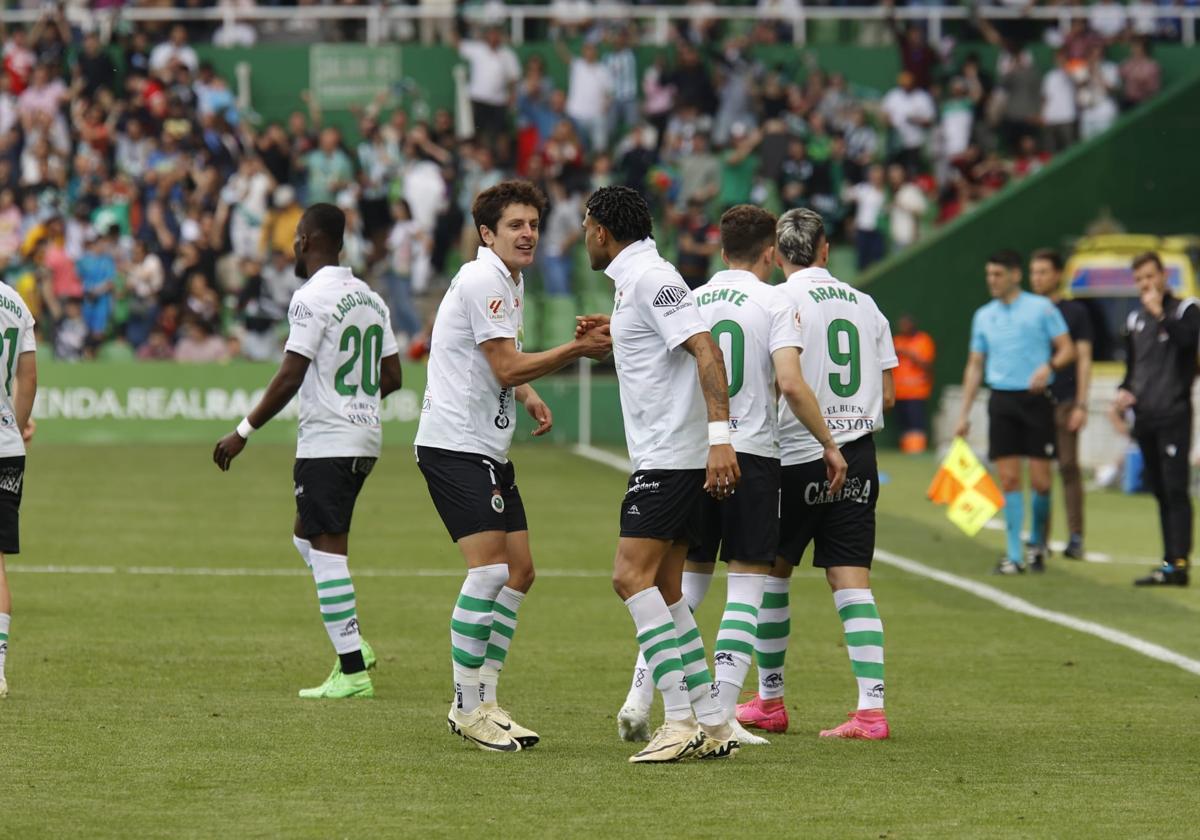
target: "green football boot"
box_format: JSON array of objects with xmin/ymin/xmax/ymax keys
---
[{"xmin": 298, "ymin": 669, "xmax": 374, "ymax": 699}]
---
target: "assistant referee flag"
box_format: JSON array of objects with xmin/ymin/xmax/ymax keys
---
[{"xmin": 927, "ymin": 438, "xmax": 1005, "ymax": 537}]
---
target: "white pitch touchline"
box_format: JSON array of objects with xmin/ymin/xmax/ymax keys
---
[
  {"xmin": 979, "ymin": 518, "xmax": 1157, "ymax": 565},
  {"xmin": 570, "ymin": 445, "xmax": 1200, "ymax": 678}
]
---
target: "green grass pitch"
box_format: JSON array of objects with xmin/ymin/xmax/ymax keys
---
[{"xmin": 4, "ymin": 443, "xmax": 1199, "ymax": 838}]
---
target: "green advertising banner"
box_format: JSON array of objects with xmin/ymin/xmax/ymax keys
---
[{"xmin": 309, "ymin": 44, "xmax": 402, "ymax": 110}]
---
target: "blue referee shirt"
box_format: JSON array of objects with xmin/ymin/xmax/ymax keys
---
[{"xmin": 969, "ymin": 291, "xmax": 1069, "ymax": 391}]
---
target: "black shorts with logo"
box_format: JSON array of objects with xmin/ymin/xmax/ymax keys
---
[
  {"xmin": 0, "ymin": 455, "xmax": 25, "ymax": 554},
  {"xmin": 293, "ymin": 456, "xmax": 376, "ymax": 538},
  {"xmin": 417, "ymin": 446, "xmax": 528, "ymax": 542},
  {"xmin": 988, "ymin": 389, "xmax": 1056, "ymax": 461},
  {"xmin": 620, "ymin": 468, "xmax": 706, "ymax": 542},
  {"xmin": 688, "ymin": 453, "xmax": 780, "ymax": 565},
  {"xmin": 778, "ymin": 435, "xmax": 878, "ymax": 569}
]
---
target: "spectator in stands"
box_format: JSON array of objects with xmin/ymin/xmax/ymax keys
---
[
  {"xmin": 235, "ymin": 258, "xmax": 282, "ymax": 362},
  {"xmin": 123, "ymin": 239, "xmax": 163, "ymax": 349},
  {"xmin": 453, "ymin": 24, "xmax": 521, "ymax": 151},
  {"xmin": 666, "ymin": 42, "xmax": 717, "ymax": 117},
  {"xmin": 539, "ymin": 179, "xmax": 581, "ymax": 297},
  {"xmin": 557, "ymin": 39, "xmax": 612, "ymax": 153},
  {"xmin": 676, "ymin": 131, "xmax": 720, "ymax": 208},
  {"xmin": 1078, "ymin": 45, "xmax": 1119, "ymax": 141},
  {"xmin": 78, "ymin": 229, "xmax": 117, "ymax": 342},
  {"xmin": 55, "ymin": 298, "xmax": 87, "ymax": 361},
  {"xmin": 1040, "ymin": 51, "xmax": 1078, "ymax": 155},
  {"xmin": 149, "ymin": 25, "xmax": 199, "ymax": 77},
  {"xmin": 717, "ymin": 123, "xmax": 761, "ymax": 210},
  {"xmin": 383, "ymin": 198, "xmax": 427, "ymax": 343},
  {"xmin": 641, "ymin": 54, "xmax": 675, "ymax": 150},
  {"xmin": 604, "ymin": 26, "xmax": 639, "ymax": 141},
  {"xmin": 174, "ymin": 317, "xmax": 229, "ymax": 363},
  {"xmin": 222, "ymin": 155, "xmax": 273, "ymax": 260},
  {"xmin": 1119, "ymin": 37, "xmax": 1161, "ymax": 110},
  {"xmin": 847, "ymin": 164, "xmax": 887, "ymax": 272},
  {"xmin": 675, "ymin": 196, "xmax": 720, "ymax": 290},
  {"xmin": 886, "ymin": 163, "xmax": 927, "ymax": 252},
  {"xmin": 302, "ymin": 127, "xmax": 353, "ymax": 205},
  {"xmin": 74, "ymin": 33, "xmax": 117, "ymax": 99},
  {"xmin": 262, "ymin": 185, "xmax": 302, "ymax": 258},
  {"xmin": 885, "ymin": 0, "xmax": 938, "ymax": 91},
  {"xmin": 891, "ymin": 314, "xmax": 936, "ymax": 454},
  {"xmin": 881, "ymin": 71, "xmax": 935, "ymax": 174}
]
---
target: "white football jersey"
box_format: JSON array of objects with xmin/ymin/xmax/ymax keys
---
[
  {"xmin": 284, "ymin": 265, "xmax": 399, "ymax": 459},
  {"xmin": 0, "ymin": 283, "xmax": 36, "ymax": 458},
  {"xmin": 695, "ymin": 270, "xmax": 804, "ymax": 459},
  {"xmin": 606, "ymin": 239, "xmax": 710, "ymax": 471},
  {"xmin": 775, "ymin": 266, "xmax": 898, "ymax": 466},
  {"xmin": 415, "ymin": 247, "xmax": 524, "ymax": 463}
]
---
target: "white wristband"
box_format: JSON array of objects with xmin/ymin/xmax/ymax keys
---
[
  {"xmin": 236, "ymin": 418, "xmax": 256, "ymax": 440},
  {"xmin": 708, "ymin": 421, "xmax": 731, "ymax": 446}
]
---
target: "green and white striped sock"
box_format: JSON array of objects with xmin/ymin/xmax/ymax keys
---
[
  {"xmin": 668, "ymin": 598, "xmax": 724, "ymax": 727},
  {"xmin": 450, "ymin": 564, "xmax": 509, "ymax": 713},
  {"xmin": 480, "ymin": 585, "xmax": 525, "ymax": 704},
  {"xmin": 713, "ymin": 573, "xmax": 766, "ymax": 718},
  {"xmin": 627, "ymin": 571, "xmax": 711, "ymax": 709},
  {"xmin": 756, "ymin": 576, "xmax": 791, "ymax": 700},
  {"xmin": 626, "ymin": 587, "xmax": 692, "ymax": 721},
  {"xmin": 310, "ymin": 550, "xmax": 361, "ymax": 655},
  {"xmin": 834, "ymin": 588, "xmax": 885, "ymax": 711},
  {"xmin": 0, "ymin": 612, "xmax": 9, "ymax": 680}
]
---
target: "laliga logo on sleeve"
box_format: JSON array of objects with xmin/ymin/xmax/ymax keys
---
[{"xmin": 486, "ymin": 296, "xmax": 506, "ymax": 321}]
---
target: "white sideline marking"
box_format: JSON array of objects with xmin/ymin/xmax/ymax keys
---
[
  {"xmin": 10, "ymin": 565, "xmax": 611, "ymax": 579},
  {"xmin": 979, "ymin": 518, "xmax": 1157, "ymax": 565},
  {"xmin": 571, "ymin": 445, "xmax": 1200, "ymax": 678}
]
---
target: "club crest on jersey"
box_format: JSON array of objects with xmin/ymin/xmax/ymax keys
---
[
  {"xmin": 653, "ymin": 285, "xmax": 688, "ymax": 308},
  {"xmin": 290, "ymin": 301, "xmax": 314, "ymax": 322},
  {"xmin": 486, "ymin": 296, "xmax": 506, "ymax": 321},
  {"xmin": 491, "ymin": 490, "xmax": 505, "ymax": 513}
]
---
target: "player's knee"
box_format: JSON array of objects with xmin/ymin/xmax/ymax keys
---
[
  {"xmin": 509, "ymin": 564, "xmax": 535, "ymax": 592},
  {"xmin": 999, "ymin": 475, "xmax": 1021, "ymax": 493}
]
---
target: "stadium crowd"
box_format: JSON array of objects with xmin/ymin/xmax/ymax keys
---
[{"xmin": 0, "ymin": 1, "xmax": 1172, "ymax": 361}]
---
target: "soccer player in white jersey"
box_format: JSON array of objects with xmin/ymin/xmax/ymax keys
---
[
  {"xmin": 737, "ymin": 208, "xmax": 898, "ymax": 740},
  {"xmin": 577, "ymin": 185, "xmax": 741, "ymax": 763},
  {"xmin": 0, "ymin": 282, "xmax": 38, "ymax": 699},
  {"xmin": 214, "ymin": 204, "xmax": 403, "ymax": 700},
  {"xmin": 415, "ymin": 181, "xmax": 611, "ymax": 753},
  {"xmin": 616, "ymin": 206, "xmax": 848, "ymax": 745}
]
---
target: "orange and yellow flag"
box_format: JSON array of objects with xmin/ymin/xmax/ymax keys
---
[{"xmin": 927, "ymin": 438, "xmax": 1005, "ymax": 537}]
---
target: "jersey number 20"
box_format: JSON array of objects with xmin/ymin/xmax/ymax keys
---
[{"xmin": 335, "ymin": 324, "xmax": 384, "ymax": 397}]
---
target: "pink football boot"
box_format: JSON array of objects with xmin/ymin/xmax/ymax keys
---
[
  {"xmin": 735, "ymin": 694, "xmax": 789, "ymax": 734},
  {"xmin": 819, "ymin": 709, "xmax": 890, "ymax": 740}
]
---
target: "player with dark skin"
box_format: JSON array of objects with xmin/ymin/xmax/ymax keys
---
[{"xmin": 212, "ymin": 210, "xmax": 403, "ymax": 558}]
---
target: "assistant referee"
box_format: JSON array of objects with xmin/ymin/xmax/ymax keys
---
[{"xmin": 955, "ymin": 250, "xmax": 1075, "ymax": 574}]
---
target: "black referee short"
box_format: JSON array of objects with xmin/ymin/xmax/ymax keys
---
[
  {"xmin": 778, "ymin": 435, "xmax": 879, "ymax": 569},
  {"xmin": 0, "ymin": 455, "xmax": 25, "ymax": 554},
  {"xmin": 619, "ymin": 468, "xmax": 706, "ymax": 543},
  {"xmin": 293, "ymin": 456, "xmax": 376, "ymax": 538},
  {"xmin": 988, "ymin": 389, "xmax": 1056, "ymax": 461},
  {"xmin": 688, "ymin": 453, "xmax": 780, "ymax": 566},
  {"xmin": 416, "ymin": 446, "xmax": 528, "ymax": 542}
]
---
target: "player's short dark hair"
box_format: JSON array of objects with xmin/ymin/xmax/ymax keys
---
[
  {"xmin": 720, "ymin": 205, "xmax": 778, "ymax": 264},
  {"xmin": 301, "ymin": 203, "xmax": 345, "ymax": 250},
  {"xmin": 472, "ymin": 180, "xmax": 547, "ymax": 239},
  {"xmin": 987, "ymin": 249, "xmax": 1023, "ymax": 270},
  {"xmin": 1030, "ymin": 248, "xmax": 1063, "ymax": 271},
  {"xmin": 1132, "ymin": 251, "xmax": 1164, "ymax": 272},
  {"xmin": 585, "ymin": 185, "xmax": 653, "ymax": 244}
]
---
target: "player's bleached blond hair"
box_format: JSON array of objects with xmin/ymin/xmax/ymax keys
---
[{"xmin": 776, "ymin": 208, "xmax": 825, "ymax": 268}]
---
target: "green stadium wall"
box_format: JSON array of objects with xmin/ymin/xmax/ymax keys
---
[{"xmin": 860, "ymin": 65, "xmax": 1200, "ymax": 401}]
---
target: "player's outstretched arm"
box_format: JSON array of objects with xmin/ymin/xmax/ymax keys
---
[
  {"xmin": 13, "ymin": 351, "xmax": 36, "ymax": 443},
  {"xmin": 479, "ymin": 326, "xmax": 611, "ymax": 389},
  {"xmin": 213, "ymin": 351, "xmax": 311, "ymax": 472},
  {"xmin": 773, "ymin": 347, "xmax": 847, "ymax": 495},
  {"xmin": 380, "ymin": 353, "xmax": 403, "ymax": 398},
  {"xmin": 682, "ymin": 331, "xmax": 740, "ymax": 498}
]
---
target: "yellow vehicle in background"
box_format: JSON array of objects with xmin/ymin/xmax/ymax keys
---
[{"xmin": 1062, "ymin": 234, "xmax": 1200, "ymax": 366}]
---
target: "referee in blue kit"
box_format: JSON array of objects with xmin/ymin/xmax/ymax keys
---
[{"xmin": 954, "ymin": 250, "xmax": 1075, "ymax": 574}]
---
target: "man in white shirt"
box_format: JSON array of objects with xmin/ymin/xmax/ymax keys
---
[
  {"xmin": 149, "ymin": 25, "xmax": 200, "ymax": 76},
  {"xmin": 847, "ymin": 164, "xmax": 887, "ymax": 271},
  {"xmin": 414, "ymin": 181, "xmax": 611, "ymax": 753},
  {"xmin": 214, "ymin": 204, "xmax": 404, "ymax": 701},
  {"xmin": 880, "ymin": 71, "xmax": 936, "ymax": 174},
  {"xmin": 557, "ymin": 40, "xmax": 613, "ymax": 152},
  {"xmin": 453, "ymin": 26, "xmax": 521, "ymax": 148},
  {"xmin": 577, "ymin": 185, "xmax": 741, "ymax": 763},
  {"xmin": 1041, "ymin": 51, "xmax": 1078, "ymax": 154},
  {"xmin": 615, "ymin": 205, "xmax": 847, "ymax": 746},
  {"xmin": 0, "ymin": 279, "xmax": 38, "ymax": 700},
  {"xmin": 886, "ymin": 163, "xmax": 928, "ymax": 250},
  {"xmin": 737, "ymin": 209, "xmax": 898, "ymax": 741}
]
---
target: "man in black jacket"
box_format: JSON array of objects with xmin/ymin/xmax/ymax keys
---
[{"xmin": 1117, "ymin": 252, "xmax": 1200, "ymax": 586}]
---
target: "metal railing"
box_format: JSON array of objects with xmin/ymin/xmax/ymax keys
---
[{"xmin": 0, "ymin": 4, "xmax": 1195, "ymax": 48}]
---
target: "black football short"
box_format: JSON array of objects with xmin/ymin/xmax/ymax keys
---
[
  {"xmin": 688, "ymin": 453, "xmax": 780, "ymax": 566},
  {"xmin": 988, "ymin": 389, "xmax": 1057, "ymax": 461},
  {"xmin": 293, "ymin": 457, "xmax": 376, "ymax": 538},
  {"xmin": 0, "ymin": 456, "xmax": 25, "ymax": 554},
  {"xmin": 416, "ymin": 446, "xmax": 528, "ymax": 542},
  {"xmin": 619, "ymin": 468, "xmax": 706, "ymax": 542},
  {"xmin": 778, "ymin": 435, "xmax": 878, "ymax": 569}
]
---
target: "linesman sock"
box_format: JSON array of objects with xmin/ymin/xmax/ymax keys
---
[
  {"xmin": 480, "ymin": 586, "xmax": 525, "ymax": 704},
  {"xmin": 1031, "ymin": 491, "xmax": 1051, "ymax": 549},
  {"xmin": 756, "ymin": 576, "xmax": 791, "ymax": 700},
  {"xmin": 834, "ymin": 588, "xmax": 885, "ymax": 711},
  {"xmin": 0, "ymin": 612, "xmax": 9, "ymax": 680},
  {"xmin": 1003, "ymin": 491, "xmax": 1025, "ymax": 563},
  {"xmin": 309, "ymin": 550, "xmax": 364, "ymax": 674},
  {"xmin": 626, "ymin": 587, "xmax": 692, "ymax": 721},
  {"xmin": 713, "ymin": 573, "xmax": 767, "ymax": 718},
  {"xmin": 668, "ymin": 598, "xmax": 724, "ymax": 727},
  {"xmin": 450, "ymin": 564, "xmax": 508, "ymax": 713}
]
